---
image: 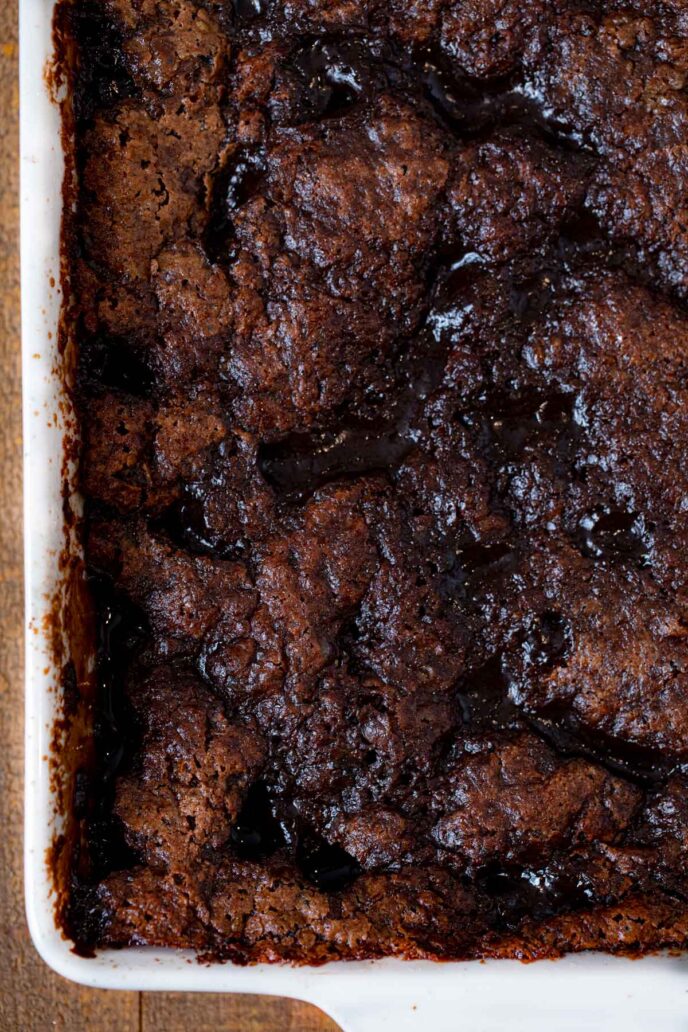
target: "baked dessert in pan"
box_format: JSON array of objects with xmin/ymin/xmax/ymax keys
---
[{"xmin": 62, "ymin": 0, "xmax": 688, "ymax": 962}]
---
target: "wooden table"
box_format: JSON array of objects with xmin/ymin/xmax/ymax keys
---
[{"xmin": 0, "ymin": 6, "xmax": 338, "ymax": 1028}]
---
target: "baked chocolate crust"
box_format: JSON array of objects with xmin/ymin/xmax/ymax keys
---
[{"xmin": 64, "ymin": 0, "xmax": 688, "ymax": 962}]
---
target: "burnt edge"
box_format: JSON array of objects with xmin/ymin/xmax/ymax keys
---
[{"xmin": 42, "ymin": 0, "xmax": 99, "ymax": 951}]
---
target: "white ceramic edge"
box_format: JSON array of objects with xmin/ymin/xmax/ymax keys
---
[
  {"xmin": 21, "ymin": 0, "xmax": 69, "ymax": 984},
  {"xmin": 20, "ymin": 0, "xmax": 688, "ymax": 1027}
]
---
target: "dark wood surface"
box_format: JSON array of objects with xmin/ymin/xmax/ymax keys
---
[{"xmin": 0, "ymin": 6, "xmax": 338, "ymax": 1028}]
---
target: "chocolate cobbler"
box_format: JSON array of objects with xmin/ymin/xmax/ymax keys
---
[{"xmin": 60, "ymin": 0, "xmax": 688, "ymax": 961}]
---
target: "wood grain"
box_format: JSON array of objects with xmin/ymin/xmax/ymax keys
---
[
  {"xmin": 0, "ymin": 2, "xmax": 338, "ymax": 1027},
  {"xmin": 142, "ymin": 995, "xmax": 339, "ymax": 1032}
]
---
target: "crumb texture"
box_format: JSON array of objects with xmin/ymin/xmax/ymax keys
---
[{"xmin": 65, "ymin": 0, "xmax": 688, "ymax": 961}]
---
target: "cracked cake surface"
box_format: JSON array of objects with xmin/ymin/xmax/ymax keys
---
[{"xmin": 62, "ymin": 0, "xmax": 688, "ymax": 961}]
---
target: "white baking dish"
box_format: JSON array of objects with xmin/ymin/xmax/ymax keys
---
[{"xmin": 20, "ymin": 1, "xmax": 688, "ymax": 1027}]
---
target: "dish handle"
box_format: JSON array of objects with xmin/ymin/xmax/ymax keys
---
[{"xmin": 312, "ymin": 984, "xmax": 463, "ymax": 1032}]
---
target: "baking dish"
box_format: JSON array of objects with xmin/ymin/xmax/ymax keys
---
[{"xmin": 20, "ymin": 0, "xmax": 688, "ymax": 1027}]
